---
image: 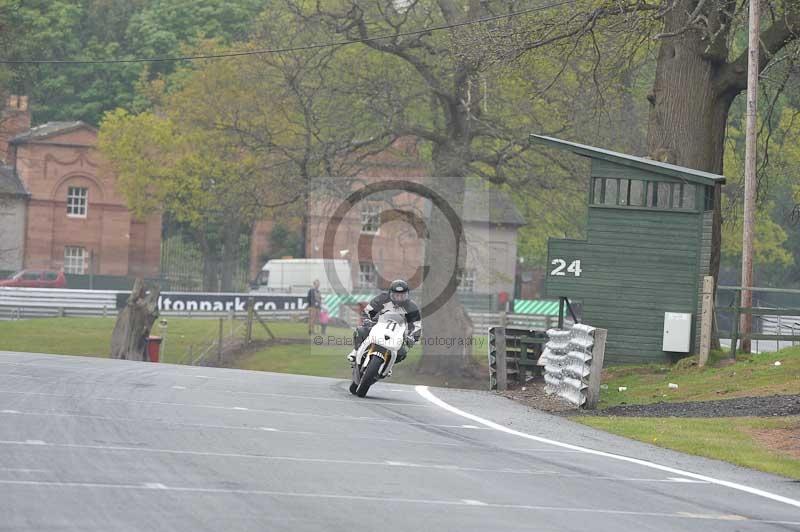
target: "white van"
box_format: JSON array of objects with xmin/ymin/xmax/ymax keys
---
[{"xmin": 251, "ymin": 259, "xmax": 353, "ymax": 294}]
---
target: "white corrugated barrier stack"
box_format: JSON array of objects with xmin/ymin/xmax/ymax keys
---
[{"xmin": 539, "ymin": 323, "xmax": 606, "ymax": 408}]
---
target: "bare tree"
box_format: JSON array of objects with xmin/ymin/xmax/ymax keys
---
[
  {"xmin": 110, "ymin": 279, "xmax": 160, "ymax": 361},
  {"xmin": 283, "ymin": 0, "xmax": 621, "ymax": 375}
]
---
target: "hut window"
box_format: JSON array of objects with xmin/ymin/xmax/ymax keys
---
[
  {"xmin": 618, "ymin": 179, "xmax": 630, "ymax": 205},
  {"xmin": 593, "ymin": 178, "xmax": 698, "ymax": 210},
  {"xmin": 592, "ymin": 178, "xmax": 603, "ymax": 204},
  {"xmin": 682, "ymin": 184, "xmax": 696, "ymax": 209},
  {"xmin": 603, "ymin": 178, "xmax": 619, "ymax": 206},
  {"xmin": 645, "ymin": 182, "xmax": 656, "ymax": 207},
  {"xmin": 657, "ymin": 182, "xmax": 671, "ymax": 208},
  {"xmin": 628, "ymin": 180, "xmax": 644, "ymax": 206},
  {"xmin": 704, "ymin": 186, "xmax": 714, "ymax": 210},
  {"xmin": 672, "ymin": 184, "xmax": 682, "ymax": 208}
]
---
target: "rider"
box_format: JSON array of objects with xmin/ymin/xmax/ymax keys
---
[{"xmin": 347, "ymin": 279, "xmax": 422, "ymax": 367}]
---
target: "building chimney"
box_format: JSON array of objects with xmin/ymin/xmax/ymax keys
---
[{"xmin": 0, "ymin": 95, "xmax": 32, "ymax": 165}]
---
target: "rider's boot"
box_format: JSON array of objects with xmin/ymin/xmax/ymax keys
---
[{"xmin": 346, "ymin": 349, "xmax": 356, "ymax": 364}]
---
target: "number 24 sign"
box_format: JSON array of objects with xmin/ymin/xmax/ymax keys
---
[{"xmin": 550, "ymin": 259, "xmax": 582, "ymax": 277}]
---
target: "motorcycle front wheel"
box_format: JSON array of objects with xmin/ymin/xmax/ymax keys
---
[
  {"xmin": 355, "ymin": 356, "xmax": 383, "ymax": 398},
  {"xmin": 349, "ymin": 363, "xmax": 361, "ymax": 395}
]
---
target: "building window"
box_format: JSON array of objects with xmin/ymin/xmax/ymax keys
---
[
  {"xmin": 704, "ymin": 185, "xmax": 714, "ymax": 210},
  {"xmin": 358, "ymin": 262, "xmax": 376, "ymax": 288},
  {"xmin": 66, "ymin": 187, "xmax": 88, "ymax": 217},
  {"xmin": 628, "ymin": 180, "xmax": 644, "ymax": 206},
  {"xmin": 682, "ymin": 183, "xmax": 697, "ymax": 210},
  {"xmin": 360, "ymin": 203, "xmax": 381, "ymax": 234},
  {"xmin": 593, "ymin": 178, "xmax": 697, "ymax": 210},
  {"xmin": 457, "ymin": 268, "xmax": 476, "ymax": 293},
  {"xmin": 64, "ymin": 246, "xmax": 86, "ymax": 274}
]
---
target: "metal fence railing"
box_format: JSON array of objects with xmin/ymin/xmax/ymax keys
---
[
  {"xmin": 717, "ymin": 286, "xmax": 800, "ymax": 356},
  {"xmin": 471, "ymin": 312, "xmax": 559, "ymax": 331},
  {"xmin": 0, "ymin": 288, "xmax": 305, "ymax": 321},
  {"xmin": 0, "ymin": 288, "xmax": 558, "ymax": 330}
]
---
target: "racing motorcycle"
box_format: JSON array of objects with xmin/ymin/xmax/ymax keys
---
[{"xmin": 349, "ymin": 311, "xmax": 407, "ymax": 398}]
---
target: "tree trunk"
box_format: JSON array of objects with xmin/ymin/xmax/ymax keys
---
[
  {"xmin": 110, "ymin": 278, "xmax": 160, "ymax": 361},
  {"xmin": 220, "ymin": 221, "xmax": 241, "ymax": 292},
  {"xmin": 416, "ymin": 141, "xmax": 477, "ymax": 377},
  {"xmin": 646, "ymin": 32, "xmax": 734, "ymax": 172},
  {"xmin": 198, "ymin": 234, "xmax": 220, "ymax": 292},
  {"xmin": 416, "ymin": 59, "xmax": 482, "ymax": 377},
  {"xmin": 646, "ymin": 20, "xmax": 738, "ymax": 351}
]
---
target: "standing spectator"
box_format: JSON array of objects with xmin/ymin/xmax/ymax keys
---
[
  {"xmin": 307, "ymin": 280, "xmax": 321, "ymax": 334},
  {"xmin": 319, "ymin": 305, "xmax": 330, "ymax": 335}
]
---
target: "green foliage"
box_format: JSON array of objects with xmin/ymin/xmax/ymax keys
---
[
  {"xmin": 3, "ymin": 0, "xmax": 263, "ymax": 124},
  {"xmin": 721, "ymin": 101, "xmax": 800, "ymax": 281},
  {"xmin": 264, "ymin": 223, "xmax": 303, "ymax": 262}
]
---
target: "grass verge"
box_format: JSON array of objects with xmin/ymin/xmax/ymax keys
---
[
  {"xmin": 0, "ymin": 317, "xmax": 488, "ymax": 388},
  {"xmin": 573, "ymin": 346, "xmax": 800, "ymax": 479},
  {"xmin": 577, "ymin": 415, "xmax": 800, "ymax": 480},
  {"xmin": 0, "ymin": 317, "xmax": 312, "ymax": 364},
  {"xmin": 599, "ymin": 348, "xmax": 800, "ymax": 408},
  {"xmin": 236, "ymin": 334, "xmax": 488, "ymax": 389}
]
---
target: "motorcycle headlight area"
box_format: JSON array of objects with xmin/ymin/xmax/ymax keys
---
[{"xmin": 366, "ymin": 344, "xmax": 390, "ymax": 357}]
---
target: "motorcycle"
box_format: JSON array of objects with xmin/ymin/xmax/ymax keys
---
[{"xmin": 349, "ymin": 311, "xmax": 407, "ymax": 398}]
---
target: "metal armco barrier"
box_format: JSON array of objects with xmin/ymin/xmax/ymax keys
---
[
  {"xmin": 0, "ymin": 288, "xmax": 118, "ymax": 319},
  {"xmin": 538, "ymin": 324, "xmax": 607, "ymax": 409},
  {"xmin": 0, "ymin": 288, "xmax": 304, "ymax": 320},
  {"xmin": 1, "ymin": 288, "xmax": 555, "ymax": 328}
]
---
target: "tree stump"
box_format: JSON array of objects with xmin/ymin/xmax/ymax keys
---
[{"xmin": 111, "ymin": 278, "xmax": 160, "ymax": 361}]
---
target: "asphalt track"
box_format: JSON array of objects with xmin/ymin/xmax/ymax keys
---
[{"xmin": 0, "ymin": 351, "xmax": 799, "ymax": 531}]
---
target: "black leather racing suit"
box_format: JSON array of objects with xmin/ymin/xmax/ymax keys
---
[{"xmin": 353, "ymin": 292, "xmax": 422, "ymax": 363}]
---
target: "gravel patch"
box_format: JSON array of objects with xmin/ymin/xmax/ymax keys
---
[
  {"xmin": 597, "ymin": 394, "xmax": 800, "ymax": 418},
  {"xmin": 501, "ymin": 378, "xmax": 800, "ymax": 418},
  {"xmin": 499, "ymin": 380, "xmax": 578, "ymax": 415}
]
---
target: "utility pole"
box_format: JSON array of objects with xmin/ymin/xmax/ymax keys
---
[{"xmin": 740, "ymin": 0, "xmax": 760, "ymax": 354}]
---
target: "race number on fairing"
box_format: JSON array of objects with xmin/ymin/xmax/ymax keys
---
[{"xmin": 550, "ymin": 259, "xmax": 582, "ymax": 277}]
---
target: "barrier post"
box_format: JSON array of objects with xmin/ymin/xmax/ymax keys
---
[
  {"xmin": 585, "ymin": 328, "xmax": 607, "ymax": 409},
  {"xmin": 495, "ymin": 327, "xmax": 507, "ymax": 392},
  {"xmin": 699, "ymin": 276, "xmax": 714, "ymax": 367},
  {"xmin": 218, "ymin": 318, "xmax": 224, "ymax": 363}
]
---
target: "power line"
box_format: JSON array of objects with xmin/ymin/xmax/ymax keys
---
[{"xmin": 0, "ymin": 1, "xmax": 575, "ymax": 65}]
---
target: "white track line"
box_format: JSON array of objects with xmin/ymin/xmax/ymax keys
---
[
  {"xmin": 416, "ymin": 386, "xmax": 800, "ymax": 510},
  {"xmin": 0, "ymin": 389, "xmax": 483, "ymax": 430},
  {"xmin": 0, "ymin": 409, "xmax": 521, "ymax": 450},
  {"xmin": 0, "ymin": 478, "xmax": 797, "ymax": 525},
  {"xmin": 0, "ymin": 439, "xmax": 686, "ymax": 482}
]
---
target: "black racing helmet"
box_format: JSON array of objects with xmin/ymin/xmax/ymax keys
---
[{"xmin": 389, "ymin": 279, "xmax": 410, "ymax": 303}]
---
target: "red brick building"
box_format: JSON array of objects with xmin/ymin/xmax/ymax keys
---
[
  {"xmin": 252, "ymin": 137, "xmax": 525, "ymax": 297},
  {"xmin": 1, "ymin": 96, "xmax": 161, "ymax": 277},
  {"xmin": 305, "ymin": 138, "xmax": 428, "ymax": 290}
]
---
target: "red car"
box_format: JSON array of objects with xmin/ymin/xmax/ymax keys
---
[{"xmin": 0, "ymin": 269, "xmax": 67, "ymax": 288}]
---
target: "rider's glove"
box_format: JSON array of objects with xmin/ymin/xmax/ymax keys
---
[{"xmin": 362, "ymin": 317, "xmax": 375, "ymax": 327}]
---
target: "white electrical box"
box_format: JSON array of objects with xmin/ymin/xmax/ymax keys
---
[{"xmin": 663, "ymin": 312, "xmax": 692, "ymax": 352}]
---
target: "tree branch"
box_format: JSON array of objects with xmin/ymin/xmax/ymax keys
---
[{"xmin": 720, "ymin": 5, "xmax": 800, "ymax": 93}]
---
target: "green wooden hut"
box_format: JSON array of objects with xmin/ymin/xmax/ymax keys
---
[{"xmin": 530, "ymin": 135, "xmax": 726, "ymax": 364}]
